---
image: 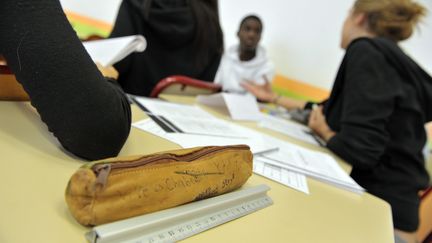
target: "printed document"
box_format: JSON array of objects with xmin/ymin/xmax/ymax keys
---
[
  {"xmin": 254, "ymin": 158, "xmax": 309, "ymax": 194},
  {"xmin": 257, "ymin": 137, "xmax": 364, "ymax": 194},
  {"xmin": 133, "ymin": 119, "xmax": 278, "ymax": 155},
  {"xmin": 134, "ymin": 97, "xmax": 249, "ymax": 138}
]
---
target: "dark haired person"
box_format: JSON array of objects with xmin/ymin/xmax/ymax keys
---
[
  {"xmin": 0, "ymin": 0, "xmax": 132, "ymax": 160},
  {"xmin": 110, "ymin": 0, "xmax": 224, "ymax": 96},
  {"xmin": 215, "ymin": 15, "xmax": 274, "ymax": 94},
  {"xmin": 243, "ymin": 1, "xmax": 431, "ymax": 242}
]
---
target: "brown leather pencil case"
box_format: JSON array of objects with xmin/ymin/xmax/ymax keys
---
[{"xmin": 65, "ymin": 145, "xmax": 253, "ymax": 226}]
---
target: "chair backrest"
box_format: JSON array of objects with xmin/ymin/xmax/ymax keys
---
[
  {"xmin": 0, "ymin": 58, "xmax": 30, "ymax": 101},
  {"xmin": 0, "ymin": 64, "xmax": 11, "ymax": 74},
  {"xmin": 150, "ymin": 75, "xmax": 221, "ymax": 98}
]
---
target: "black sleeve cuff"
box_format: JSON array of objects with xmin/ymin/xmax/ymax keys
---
[{"xmin": 304, "ymin": 102, "xmax": 315, "ymax": 110}]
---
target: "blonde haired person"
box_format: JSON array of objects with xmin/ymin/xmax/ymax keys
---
[{"xmin": 242, "ymin": 1, "xmax": 431, "ymax": 242}]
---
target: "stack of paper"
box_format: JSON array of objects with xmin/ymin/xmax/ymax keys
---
[
  {"xmin": 256, "ymin": 138, "xmax": 364, "ymax": 194},
  {"xmin": 253, "ymin": 158, "xmax": 309, "ymax": 194},
  {"xmin": 133, "ymin": 97, "xmax": 247, "ymax": 138},
  {"xmin": 132, "ymin": 97, "xmax": 364, "ymax": 195},
  {"xmin": 132, "ymin": 97, "xmax": 279, "ymax": 155},
  {"xmin": 83, "ymin": 35, "xmax": 146, "ymax": 67},
  {"xmin": 133, "ymin": 119, "xmax": 277, "ymax": 155}
]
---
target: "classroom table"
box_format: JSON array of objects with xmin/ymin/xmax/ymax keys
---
[{"xmin": 0, "ymin": 96, "xmax": 394, "ymax": 243}]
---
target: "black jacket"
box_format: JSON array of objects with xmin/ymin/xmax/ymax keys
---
[
  {"xmin": 0, "ymin": 0, "xmax": 131, "ymax": 160},
  {"xmin": 324, "ymin": 37, "xmax": 432, "ymax": 231},
  {"xmin": 110, "ymin": 0, "xmax": 223, "ymax": 96}
]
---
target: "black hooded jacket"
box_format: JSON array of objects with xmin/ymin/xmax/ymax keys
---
[
  {"xmin": 324, "ymin": 37, "xmax": 432, "ymax": 231},
  {"xmin": 110, "ymin": 0, "xmax": 223, "ymax": 96}
]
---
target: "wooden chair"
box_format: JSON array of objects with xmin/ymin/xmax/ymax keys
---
[
  {"xmin": 150, "ymin": 75, "xmax": 221, "ymax": 98},
  {"xmin": 0, "ymin": 56, "xmax": 30, "ymax": 101}
]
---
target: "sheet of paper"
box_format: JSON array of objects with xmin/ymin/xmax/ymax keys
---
[
  {"xmin": 259, "ymin": 114, "xmax": 322, "ymax": 146},
  {"xmin": 134, "ymin": 97, "xmax": 214, "ymax": 119},
  {"xmin": 197, "ymin": 93, "xmax": 262, "ymax": 121},
  {"xmin": 133, "ymin": 97, "xmax": 248, "ymax": 138},
  {"xmin": 83, "ymin": 35, "xmax": 146, "ymax": 66},
  {"xmin": 259, "ymin": 155, "xmax": 363, "ymax": 194},
  {"xmin": 254, "ymin": 158, "xmax": 309, "ymax": 194},
  {"xmin": 133, "ymin": 119, "xmax": 278, "ymax": 155},
  {"xmin": 265, "ymin": 145, "xmax": 350, "ymax": 181},
  {"xmin": 256, "ymin": 136, "xmax": 364, "ymax": 194}
]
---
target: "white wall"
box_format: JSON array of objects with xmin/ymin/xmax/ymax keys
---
[{"xmin": 60, "ymin": 0, "xmax": 432, "ymax": 90}]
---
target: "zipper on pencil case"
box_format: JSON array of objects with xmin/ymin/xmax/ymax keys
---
[{"xmin": 92, "ymin": 145, "xmax": 250, "ymax": 188}]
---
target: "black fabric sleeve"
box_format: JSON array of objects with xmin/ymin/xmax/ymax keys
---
[
  {"xmin": 109, "ymin": 0, "xmax": 136, "ymax": 76},
  {"xmin": 0, "ymin": 0, "xmax": 131, "ymax": 160},
  {"xmin": 326, "ymin": 41, "xmax": 399, "ymax": 169},
  {"xmin": 304, "ymin": 100, "xmax": 327, "ymax": 110},
  {"xmin": 303, "ymin": 102, "xmax": 315, "ymax": 110}
]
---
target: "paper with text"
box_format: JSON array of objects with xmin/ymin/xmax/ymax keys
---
[
  {"xmin": 133, "ymin": 97, "xmax": 248, "ymax": 138},
  {"xmin": 135, "ymin": 97, "xmax": 214, "ymax": 118},
  {"xmin": 257, "ymin": 137, "xmax": 364, "ymax": 194},
  {"xmin": 133, "ymin": 119, "xmax": 278, "ymax": 155},
  {"xmin": 254, "ymin": 158, "xmax": 309, "ymax": 194}
]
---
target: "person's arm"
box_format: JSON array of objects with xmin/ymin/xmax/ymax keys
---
[
  {"xmin": 273, "ymin": 95, "xmax": 307, "ymax": 110},
  {"xmin": 0, "ymin": 0, "xmax": 131, "ymax": 160},
  {"xmin": 241, "ymin": 81, "xmax": 306, "ymax": 110},
  {"xmin": 326, "ymin": 40, "xmax": 398, "ymax": 169},
  {"xmin": 308, "ymin": 105, "xmax": 336, "ymax": 141}
]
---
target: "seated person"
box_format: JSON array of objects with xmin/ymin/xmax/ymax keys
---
[
  {"xmin": 215, "ymin": 15, "xmax": 274, "ymax": 94},
  {"xmin": 1, "ymin": 0, "xmax": 131, "ymax": 160},
  {"xmin": 243, "ymin": 1, "xmax": 431, "ymax": 242},
  {"xmin": 110, "ymin": 0, "xmax": 224, "ymax": 96}
]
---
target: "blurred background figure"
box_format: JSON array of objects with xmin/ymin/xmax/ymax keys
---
[
  {"xmin": 215, "ymin": 14, "xmax": 274, "ymax": 94},
  {"xmin": 110, "ymin": 0, "xmax": 224, "ymax": 96}
]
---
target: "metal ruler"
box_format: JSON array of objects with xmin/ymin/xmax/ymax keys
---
[{"xmin": 87, "ymin": 184, "xmax": 272, "ymax": 243}]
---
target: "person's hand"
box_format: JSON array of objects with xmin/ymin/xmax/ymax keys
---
[
  {"xmin": 308, "ymin": 105, "xmax": 335, "ymax": 142},
  {"xmin": 241, "ymin": 81, "xmax": 277, "ymax": 103},
  {"xmin": 96, "ymin": 63, "xmax": 119, "ymax": 80}
]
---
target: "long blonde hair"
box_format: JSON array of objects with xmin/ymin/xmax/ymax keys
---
[{"xmin": 353, "ymin": 0, "xmax": 427, "ymax": 41}]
